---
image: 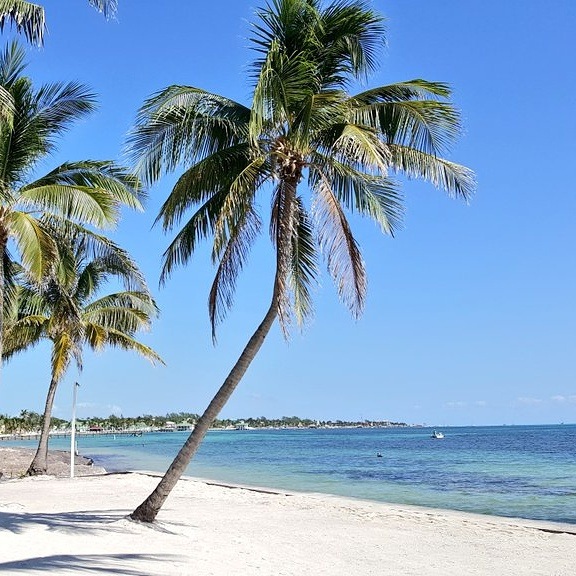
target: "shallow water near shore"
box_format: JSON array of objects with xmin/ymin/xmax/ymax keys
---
[{"xmin": 4, "ymin": 424, "xmax": 576, "ymax": 524}]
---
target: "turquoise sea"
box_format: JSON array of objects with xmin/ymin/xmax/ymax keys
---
[{"xmin": 5, "ymin": 424, "xmax": 576, "ymax": 524}]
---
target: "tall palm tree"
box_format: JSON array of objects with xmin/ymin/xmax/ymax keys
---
[
  {"xmin": 0, "ymin": 1, "xmax": 117, "ymax": 46},
  {"xmin": 4, "ymin": 232, "xmax": 163, "ymax": 475},
  {"xmin": 0, "ymin": 40, "xmax": 143, "ymax": 378},
  {"xmin": 127, "ymin": 0, "xmax": 475, "ymax": 522}
]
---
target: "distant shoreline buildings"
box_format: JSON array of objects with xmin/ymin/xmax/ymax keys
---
[{"xmin": 1, "ymin": 411, "xmax": 412, "ymax": 439}]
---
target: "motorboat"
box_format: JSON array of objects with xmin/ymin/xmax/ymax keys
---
[{"xmin": 431, "ymin": 430, "xmax": 444, "ymax": 439}]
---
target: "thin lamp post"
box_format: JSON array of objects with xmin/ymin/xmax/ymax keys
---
[{"xmin": 70, "ymin": 382, "xmax": 80, "ymax": 478}]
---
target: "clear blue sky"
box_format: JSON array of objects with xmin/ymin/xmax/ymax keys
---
[{"xmin": 1, "ymin": 0, "xmax": 575, "ymax": 426}]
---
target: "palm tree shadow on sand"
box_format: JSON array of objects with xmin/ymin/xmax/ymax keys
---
[
  {"xmin": 0, "ymin": 509, "xmax": 184, "ymax": 574},
  {"xmin": 0, "ymin": 553, "xmax": 178, "ymax": 575}
]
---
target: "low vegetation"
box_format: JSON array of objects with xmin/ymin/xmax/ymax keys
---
[{"xmin": 0, "ymin": 410, "xmax": 407, "ymax": 434}]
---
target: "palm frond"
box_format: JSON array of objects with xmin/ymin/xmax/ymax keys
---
[
  {"xmin": 23, "ymin": 160, "xmax": 144, "ymax": 211},
  {"xmin": 157, "ymin": 143, "xmax": 260, "ymax": 231},
  {"xmin": 250, "ymin": 40, "xmax": 317, "ymax": 141},
  {"xmin": 19, "ymin": 183, "xmax": 119, "ymax": 229},
  {"xmin": 208, "ymin": 206, "xmax": 261, "ymax": 340},
  {"xmin": 389, "ymin": 145, "xmax": 476, "ymax": 201},
  {"xmin": 8, "ymin": 211, "xmax": 57, "ymax": 279},
  {"xmin": 311, "ymin": 170, "xmax": 366, "ymax": 317},
  {"xmin": 289, "ymin": 195, "xmax": 318, "ymax": 326},
  {"xmin": 128, "ymin": 85, "xmax": 250, "ymax": 185},
  {"xmin": 88, "ymin": 0, "xmax": 117, "ymax": 19},
  {"xmin": 314, "ymin": 159, "xmax": 403, "ymax": 235},
  {"xmin": 351, "ymin": 81, "xmax": 461, "ymax": 156},
  {"xmin": 3, "ymin": 312, "xmax": 47, "ymax": 361},
  {"xmin": 86, "ymin": 326, "xmax": 163, "ymax": 365},
  {"xmin": 159, "ymin": 153, "xmax": 266, "ymax": 285},
  {"xmin": 50, "ymin": 331, "xmax": 76, "ymax": 383},
  {"xmin": 0, "ymin": 1, "xmax": 45, "ymax": 45}
]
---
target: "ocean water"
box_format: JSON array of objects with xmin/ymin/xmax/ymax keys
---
[{"xmin": 5, "ymin": 424, "xmax": 576, "ymax": 524}]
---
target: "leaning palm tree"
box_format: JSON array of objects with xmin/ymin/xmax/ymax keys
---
[
  {"xmin": 127, "ymin": 0, "xmax": 475, "ymax": 522},
  {"xmin": 4, "ymin": 233, "xmax": 163, "ymax": 475},
  {"xmin": 0, "ymin": 0, "xmax": 117, "ymax": 46},
  {"xmin": 0, "ymin": 40, "xmax": 143, "ymax": 379}
]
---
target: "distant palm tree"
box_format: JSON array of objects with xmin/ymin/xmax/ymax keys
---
[
  {"xmin": 127, "ymin": 0, "xmax": 475, "ymax": 522},
  {"xmin": 0, "ymin": 40, "xmax": 143, "ymax": 378},
  {"xmin": 0, "ymin": 1, "xmax": 117, "ymax": 46},
  {"xmin": 4, "ymin": 233, "xmax": 163, "ymax": 475}
]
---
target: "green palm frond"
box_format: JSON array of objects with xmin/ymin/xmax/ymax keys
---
[
  {"xmin": 34, "ymin": 81, "xmax": 97, "ymax": 138},
  {"xmin": 157, "ymin": 144, "xmax": 260, "ymax": 231},
  {"xmin": 0, "ymin": 85, "xmax": 14, "ymax": 125},
  {"xmin": 159, "ymin": 189, "xmax": 229, "ymax": 284},
  {"xmin": 84, "ymin": 291, "xmax": 159, "ymax": 319},
  {"xmin": 19, "ymin": 184, "xmax": 118, "ymax": 228},
  {"xmin": 159, "ymin": 151, "xmax": 266, "ymax": 288},
  {"xmin": 0, "ymin": 1, "xmax": 44, "ymax": 45},
  {"xmin": 84, "ymin": 306, "xmax": 150, "ymax": 334},
  {"xmin": 330, "ymin": 123, "xmax": 390, "ymax": 172},
  {"xmin": 50, "ymin": 331, "xmax": 76, "ymax": 382},
  {"xmin": 316, "ymin": 160, "xmax": 403, "ymax": 235},
  {"xmin": 250, "ymin": 41, "xmax": 317, "ymax": 141},
  {"xmin": 315, "ymin": 0, "xmax": 386, "ymax": 84},
  {"xmin": 8, "ymin": 211, "xmax": 57, "ymax": 279},
  {"xmin": 22, "ymin": 160, "xmax": 143, "ymax": 220},
  {"xmin": 250, "ymin": 0, "xmax": 385, "ymax": 88},
  {"xmin": 388, "ymin": 145, "xmax": 476, "ymax": 200},
  {"xmin": 289, "ymin": 195, "xmax": 318, "ymax": 326},
  {"xmin": 208, "ymin": 205, "xmax": 261, "ymax": 339},
  {"xmin": 312, "ymin": 170, "xmax": 366, "ymax": 317},
  {"xmin": 2, "ymin": 281, "xmax": 47, "ymax": 361},
  {"xmin": 0, "ymin": 40, "xmax": 26, "ymax": 86},
  {"xmin": 128, "ymin": 86, "xmax": 250, "ymax": 185},
  {"xmin": 86, "ymin": 326, "xmax": 163, "ymax": 364},
  {"xmin": 351, "ymin": 88, "xmax": 462, "ymax": 156}
]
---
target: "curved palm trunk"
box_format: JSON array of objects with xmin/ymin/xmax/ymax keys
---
[
  {"xmin": 130, "ymin": 289, "xmax": 279, "ymax": 523},
  {"xmin": 26, "ymin": 376, "xmax": 59, "ymax": 475}
]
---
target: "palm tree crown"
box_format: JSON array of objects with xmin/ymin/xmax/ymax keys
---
[
  {"xmin": 4, "ymin": 234, "xmax": 162, "ymax": 378},
  {"xmin": 0, "ymin": 39, "xmax": 143, "ymax": 373},
  {"xmin": 130, "ymin": 0, "xmax": 475, "ymax": 340},
  {"xmin": 4, "ymin": 231, "xmax": 162, "ymax": 475}
]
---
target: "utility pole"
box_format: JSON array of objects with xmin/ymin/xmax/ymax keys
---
[{"xmin": 70, "ymin": 382, "xmax": 80, "ymax": 478}]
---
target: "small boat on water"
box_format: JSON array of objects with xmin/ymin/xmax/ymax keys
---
[{"xmin": 431, "ymin": 430, "xmax": 444, "ymax": 439}]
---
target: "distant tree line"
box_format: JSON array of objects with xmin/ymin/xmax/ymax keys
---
[{"xmin": 1, "ymin": 410, "xmax": 407, "ymax": 433}]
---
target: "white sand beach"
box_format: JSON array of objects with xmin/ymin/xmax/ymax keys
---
[{"xmin": 1, "ymin": 449, "xmax": 575, "ymax": 575}]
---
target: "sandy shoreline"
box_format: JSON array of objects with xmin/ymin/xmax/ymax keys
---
[
  {"xmin": 1, "ymin": 448, "xmax": 575, "ymax": 575},
  {"xmin": 0, "ymin": 446, "xmax": 106, "ymax": 478}
]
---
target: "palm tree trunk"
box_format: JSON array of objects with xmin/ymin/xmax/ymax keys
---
[
  {"xmin": 26, "ymin": 377, "xmax": 59, "ymax": 476},
  {"xmin": 130, "ymin": 288, "xmax": 279, "ymax": 523}
]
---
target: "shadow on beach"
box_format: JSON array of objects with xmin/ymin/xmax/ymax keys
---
[
  {"xmin": 0, "ymin": 508, "xmax": 131, "ymax": 535},
  {"xmin": 0, "ymin": 553, "xmax": 179, "ymax": 574}
]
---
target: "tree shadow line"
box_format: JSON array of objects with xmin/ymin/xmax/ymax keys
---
[
  {"xmin": 0, "ymin": 508, "xmax": 130, "ymax": 535},
  {"xmin": 0, "ymin": 553, "xmax": 180, "ymax": 574}
]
